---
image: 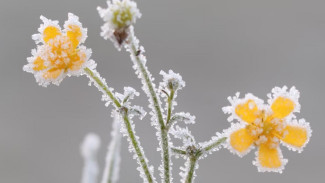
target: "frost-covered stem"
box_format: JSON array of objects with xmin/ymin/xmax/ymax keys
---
[
  {"xmin": 84, "ymin": 68, "xmax": 121, "ymax": 108},
  {"xmin": 166, "ymin": 90, "xmax": 175, "ymax": 124},
  {"xmin": 84, "ymin": 67, "xmax": 155, "ymax": 183},
  {"xmin": 128, "ymin": 31, "xmax": 171, "ymax": 183},
  {"xmin": 202, "ymin": 137, "xmax": 227, "ymax": 153},
  {"xmin": 184, "ymin": 157, "xmax": 198, "ymax": 183},
  {"xmin": 101, "ymin": 112, "xmax": 122, "ymax": 183},
  {"xmin": 171, "ymin": 147, "xmax": 186, "ymax": 155},
  {"xmin": 122, "ymin": 109, "xmax": 155, "ymax": 183}
]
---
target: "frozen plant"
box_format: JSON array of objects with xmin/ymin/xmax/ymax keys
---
[{"xmin": 23, "ymin": 1, "xmax": 312, "ymax": 183}]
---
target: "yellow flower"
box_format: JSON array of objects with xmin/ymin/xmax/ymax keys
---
[
  {"xmin": 23, "ymin": 13, "xmax": 93, "ymax": 87},
  {"xmin": 222, "ymin": 86, "xmax": 311, "ymax": 173}
]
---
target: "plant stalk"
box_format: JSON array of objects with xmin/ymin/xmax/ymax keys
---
[
  {"xmin": 84, "ymin": 67, "xmax": 155, "ymax": 183},
  {"xmin": 129, "ymin": 34, "xmax": 171, "ymax": 183}
]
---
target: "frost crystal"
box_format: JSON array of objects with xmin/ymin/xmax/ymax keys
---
[
  {"xmin": 118, "ymin": 111, "xmax": 157, "ymax": 183},
  {"xmin": 222, "ymin": 86, "xmax": 311, "ymax": 173},
  {"xmin": 159, "ymin": 70, "xmax": 185, "ymax": 92},
  {"xmin": 81, "ymin": 133, "xmax": 101, "ymax": 183},
  {"xmin": 97, "ymin": 0, "xmax": 141, "ymax": 49},
  {"xmin": 23, "ymin": 13, "xmax": 92, "ymax": 87},
  {"xmin": 101, "ymin": 112, "xmax": 122, "ymax": 183},
  {"xmin": 170, "ymin": 126, "xmax": 196, "ymax": 147}
]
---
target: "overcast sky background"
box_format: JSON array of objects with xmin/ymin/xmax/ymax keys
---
[{"xmin": 0, "ymin": 0, "xmax": 324, "ymax": 182}]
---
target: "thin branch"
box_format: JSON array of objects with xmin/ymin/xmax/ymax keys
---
[{"xmin": 84, "ymin": 67, "xmax": 156, "ymax": 183}]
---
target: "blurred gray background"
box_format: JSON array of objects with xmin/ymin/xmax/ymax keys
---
[{"xmin": 0, "ymin": 0, "xmax": 324, "ymax": 182}]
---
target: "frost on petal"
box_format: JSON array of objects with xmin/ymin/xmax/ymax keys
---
[
  {"xmin": 24, "ymin": 14, "xmax": 93, "ymax": 87},
  {"xmin": 253, "ymin": 144, "xmax": 288, "ymax": 173},
  {"xmin": 81, "ymin": 133, "xmax": 101, "ymax": 183},
  {"xmin": 281, "ymin": 118, "xmax": 312, "ymax": 153},
  {"xmin": 223, "ymin": 123, "xmax": 255, "ymax": 157},
  {"xmin": 101, "ymin": 112, "xmax": 122, "ymax": 183},
  {"xmin": 268, "ymin": 86, "xmax": 300, "ymax": 119},
  {"xmin": 64, "ymin": 13, "xmax": 88, "ymax": 47},
  {"xmin": 222, "ymin": 92, "xmax": 264, "ymax": 123},
  {"xmin": 32, "ymin": 15, "xmax": 61, "ymax": 44}
]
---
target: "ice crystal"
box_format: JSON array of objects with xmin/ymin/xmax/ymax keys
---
[
  {"xmin": 81, "ymin": 133, "xmax": 101, "ymax": 183},
  {"xmin": 223, "ymin": 86, "xmax": 311, "ymax": 173},
  {"xmin": 159, "ymin": 70, "xmax": 185, "ymax": 92},
  {"xmin": 98, "ymin": 0, "xmax": 141, "ymax": 49},
  {"xmin": 118, "ymin": 111, "xmax": 157, "ymax": 183},
  {"xmin": 23, "ymin": 13, "xmax": 92, "ymax": 87},
  {"xmin": 168, "ymin": 112, "xmax": 196, "ymax": 129},
  {"xmin": 170, "ymin": 126, "xmax": 196, "ymax": 148},
  {"xmin": 101, "ymin": 112, "xmax": 122, "ymax": 183},
  {"xmin": 84, "ymin": 66, "xmax": 117, "ymax": 109}
]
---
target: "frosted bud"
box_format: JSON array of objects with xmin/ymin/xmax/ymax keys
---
[
  {"xmin": 98, "ymin": 0, "xmax": 141, "ymax": 48},
  {"xmin": 160, "ymin": 70, "xmax": 185, "ymax": 92}
]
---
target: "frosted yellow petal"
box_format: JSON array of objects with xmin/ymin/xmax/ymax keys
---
[
  {"xmin": 258, "ymin": 144, "xmax": 282, "ymax": 168},
  {"xmin": 66, "ymin": 25, "xmax": 82, "ymax": 48},
  {"xmin": 230, "ymin": 128, "xmax": 254, "ymax": 153},
  {"xmin": 235, "ymin": 99, "xmax": 259, "ymax": 123},
  {"xmin": 43, "ymin": 26, "xmax": 61, "ymax": 43},
  {"xmin": 271, "ymin": 97, "xmax": 295, "ymax": 119},
  {"xmin": 43, "ymin": 68, "xmax": 62, "ymax": 79},
  {"xmin": 33, "ymin": 57, "xmax": 47, "ymax": 71},
  {"xmin": 282, "ymin": 125, "xmax": 308, "ymax": 148}
]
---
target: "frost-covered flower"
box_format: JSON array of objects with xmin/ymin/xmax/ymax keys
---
[
  {"xmin": 97, "ymin": 0, "xmax": 141, "ymax": 48},
  {"xmin": 23, "ymin": 13, "xmax": 93, "ymax": 87},
  {"xmin": 222, "ymin": 86, "xmax": 311, "ymax": 173}
]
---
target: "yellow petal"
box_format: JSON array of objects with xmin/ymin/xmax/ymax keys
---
[
  {"xmin": 33, "ymin": 57, "xmax": 47, "ymax": 71},
  {"xmin": 66, "ymin": 24, "xmax": 82, "ymax": 48},
  {"xmin": 43, "ymin": 26, "xmax": 61, "ymax": 43},
  {"xmin": 235, "ymin": 99, "xmax": 260, "ymax": 123},
  {"xmin": 271, "ymin": 96, "xmax": 295, "ymax": 119},
  {"xmin": 258, "ymin": 143, "xmax": 282, "ymax": 169},
  {"xmin": 282, "ymin": 124, "xmax": 308, "ymax": 148},
  {"xmin": 230, "ymin": 128, "xmax": 254, "ymax": 154},
  {"xmin": 43, "ymin": 68, "xmax": 62, "ymax": 79}
]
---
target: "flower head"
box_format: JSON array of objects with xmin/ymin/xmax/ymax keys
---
[
  {"xmin": 97, "ymin": 0, "xmax": 141, "ymax": 48},
  {"xmin": 23, "ymin": 13, "xmax": 93, "ymax": 87},
  {"xmin": 223, "ymin": 86, "xmax": 311, "ymax": 173}
]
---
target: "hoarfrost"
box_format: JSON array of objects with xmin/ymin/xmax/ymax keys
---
[
  {"xmin": 118, "ymin": 112, "xmax": 157, "ymax": 183},
  {"xmin": 80, "ymin": 133, "xmax": 101, "ymax": 183},
  {"xmin": 101, "ymin": 112, "xmax": 122, "ymax": 183}
]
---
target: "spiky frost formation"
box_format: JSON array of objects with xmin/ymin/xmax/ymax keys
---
[
  {"xmin": 124, "ymin": 26, "xmax": 171, "ymax": 182},
  {"xmin": 23, "ymin": 13, "xmax": 92, "ymax": 87},
  {"xmin": 118, "ymin": 111, "xmax": 157, "ymax": 183},
  {"xmin": 98, "ymin": 0, "xmax": 141, "ymax": 49},
  {"xmin": 223, "ymin": 86, "xmax": 312, "ymax": 173},
  {"xmin": 81, "ymin": 133, "xmax": 101, "ymax": 183},
  {"xmin": 101, "ymin": 112, "xmax": 122, "ymax": 183}
]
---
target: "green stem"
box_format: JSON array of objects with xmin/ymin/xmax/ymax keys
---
[
  {"xmin": 166, "ymin": 90, "xmax": 174, "ymax": 124},
  {"xmin": 185, "ymin": 157, "xmax": 198, "ymax": 183},
  {"xmin": 202, "ymin": 137, "xmax": 227, "ymax": 152},
  {"xmin": 84, "ymin": 67, "xmax": 155, "ymax": 183},
  {"xmin": 129, "ymin": 36, "xmax": 171, "ymax": 183},
  {"xmin": 123, "ymin": 111, "xmax": 154, "ymax": 183},
  {"xmin": 84, "ymin": 68, "xmax": 121, "ymax": 108}
]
